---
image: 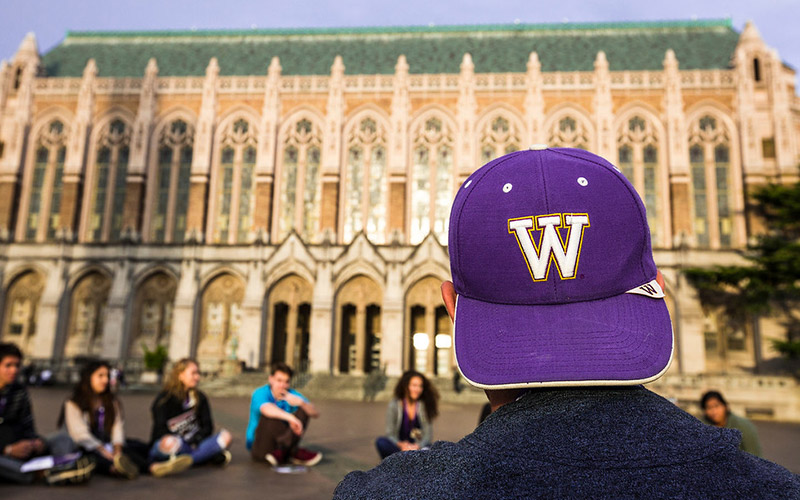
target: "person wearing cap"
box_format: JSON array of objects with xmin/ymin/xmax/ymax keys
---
[{"xmin": 333, "ymin": 146, "xmax": 800, "ymax": 499}]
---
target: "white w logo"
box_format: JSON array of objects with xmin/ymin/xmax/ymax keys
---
[{"xmin": 508, "ymin": 213, "xmax": 590, "ymax": 282}]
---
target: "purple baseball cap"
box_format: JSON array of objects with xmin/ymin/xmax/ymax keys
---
[{"xmin": 449, "ymin": 146, "xmax": 673, "ymax": 388}]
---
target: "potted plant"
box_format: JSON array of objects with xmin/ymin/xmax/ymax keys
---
[{"xmin": 140, "ymin": 344, "xmax": 168, "ymax": 384}]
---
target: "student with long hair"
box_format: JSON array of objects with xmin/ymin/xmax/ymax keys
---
[
  {"xmin": 149, "ymin": 358, "xmax": 231, "ymax": 477},
  {"xmin": 375, "ymin": 370, "xmax": 439, "ymax": 459},
  {"xmin": 58, "ymin": 359, "xmax": 146, "ymax": 479}
]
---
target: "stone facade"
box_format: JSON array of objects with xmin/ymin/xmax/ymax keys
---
[{"xmin": 0, "ymin": 21, "xmax": 798, "ymax": 400}]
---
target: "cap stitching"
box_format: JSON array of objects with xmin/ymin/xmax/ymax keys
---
[
  {"xmin": 537, "ymin": 152, "xmax": 559, "ymax": 300},
  {"xmin": 455, "ymin": 151, "xmax": 527, "ymax": 285}
]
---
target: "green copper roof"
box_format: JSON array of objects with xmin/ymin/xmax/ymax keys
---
[{"xmin": 41, "ymin": 19, "xmax": 741, "ymax": 78}]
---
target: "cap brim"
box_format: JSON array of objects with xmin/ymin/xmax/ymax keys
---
[{"xmin": 453, "ymin": 292, "xmax": 673, "ymax": 389}]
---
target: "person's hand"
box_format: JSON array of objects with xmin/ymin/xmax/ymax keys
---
[
  {"xmin": 99, "ymin": 447, "xmax": 115, "ymax": 461},
  {"xmin": 4, "ymin": 440, "xmax": 34, "ymax": 459},
  {"xmin": 283, "ymin": 392, "xmax": 305, "ymax": 407},
  {"xmin": 303, "ymin": 402, "xmax": 320, "ymax": 418},
  {"xmin": 32, "ymin": 438, "xmax": 46, "ymax": 455},
  {"xmin": 398, "ymin": 441, "xmax": 419, "ymax": 452},
  {"xmin": 288, "ymin": 415, "xmax": 304, "ymax": 436}
]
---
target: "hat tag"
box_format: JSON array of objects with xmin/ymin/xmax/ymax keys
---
[{"xmin": 625, "ymin": 279, "xmax": 665, "ymax": 298}]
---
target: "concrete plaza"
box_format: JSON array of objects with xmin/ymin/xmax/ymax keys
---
[{"xmin": 5, "ymin": 386, "xmax": 799, "ymax": 499}]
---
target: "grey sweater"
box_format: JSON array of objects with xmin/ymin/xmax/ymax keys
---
[
  {"xmin": 335, "ymin": 386, "xmax": 800, "ymax": 499},
  {"xmin": 383, "ymin": 398, "xmax": 433, "ymax": 448}
]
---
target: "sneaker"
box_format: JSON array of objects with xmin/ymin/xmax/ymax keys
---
[
  {"xmin": 150, "ymin": 454, "xmax": 193, "ymax": 478},
  {"xmin": 45, "ymin": 455, "xmax": 95, "ymax": 486},
  {"xmin": 265, "ymin": 448, "xmax": 285, "ymax": 467},
  {"xmin": 210, "ymin": 450, "xmax": 232, "ymax": 467},
  {"xmin": 290, "ymin": 448, "xmax": 322, "ymax": 467},
  {"xmin": 113, "ymin": 453, "xmax": 139, "ymax": 479}
]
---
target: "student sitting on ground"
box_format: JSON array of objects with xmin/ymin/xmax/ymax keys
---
[
  {"xmin": 0, "ymin": 342, "xmax": 94, "ymax": 485},
  {"xmin": 59, "ymin": 359, "xmax": 148, "ymax": 479},
  {"xmin": 149, "ymin": 358, "xmax": 232, "ymax": 477},
  {"xmin": 246, "ymin": 362, "xmax": 322, "ymax": 467},
  {"xmin": 701, "ymin": 390, "xmax": 763, "ymax": 457},
  {"xmin": 375, "ymin": 370, "xmax": 439, "ymax": 459}
]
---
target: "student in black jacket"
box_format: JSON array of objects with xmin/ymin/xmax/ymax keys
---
[{"xmin": 148, "ymin": 358, "xmax": 231, "ymax": 477}]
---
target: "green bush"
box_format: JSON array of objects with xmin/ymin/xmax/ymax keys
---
[
  {"xmin": 142, "ymin": 344, "xmax": 169, "ymax": 372},
  {"xmin": 772, "ymin": 339, "xmax": 800, "ymax": 359}
]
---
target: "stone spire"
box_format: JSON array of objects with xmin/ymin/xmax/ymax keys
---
[
  {"xmin": 593, "ymin": 51, "xmax": 613, "ymax": 159},
  {"xmin": 389, "ymin": 55, "xmax": 410, "ymax": 172},
  {"xmin": 65, "ymin": 59, "xmax": 97, "ymax": 177},
  {"xmin": 13, "ymin": 33, "xmax": 39, "ymax": 65},
  {"xmin": 457, "ymin": 53, "xmax": 477, "ymax": 173},
  {"xmin": 256, "ymin": 56, "xmax": 282, "ymax": 174},
  {"xmin": 524, "ymin": 52, "xmax": 544, "ymax": 144},
  {"xmin": 323, "ymin": 55, "xmax": 345, "ymax": 172},
  {"xmin": 129, "ymin": 58, "xmax": 159, "ymax": 175},
  {"xmin": 192, "ymin": 57, "xmax": 219, "ymax": 175}
]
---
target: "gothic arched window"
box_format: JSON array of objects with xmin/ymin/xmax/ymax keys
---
[
  {"xmin": 410, "ymin": 116, "xmax": 454, "ymax": 245},
  {"xmin": 617, "ymin": 115, "xmax": 662, "ymax": 246},
  {"xmin": 88, "ymin": 119, "xmax": 130, "ymax": 242},
  {"xmin": 152, "ymin": 119, "xmax": 193, "ymax": 243},
  {"xmin": 689, "ymin": 115, "xmax": 734, "ymax": 248},
  {"xmin": 214, "ymin": 119, "xmax": 257, "ymax": 244},
  {"xmin": 23, "ymin": 119, "xmax": 67, "ymax": 241},
  {"xmin": 480, "ymin": 115, "xmax": 521, "ymax": 163},
  {"xmin": 343, "ymin": 117, "xmax": 388, "ymax": 244},
  {"xmin": 276, "ymin": 118, "xmax": 323, "ymax": 242},
  {"xmin": 548, "ymin": 114, "xmax": 590, "ymax": 149}
]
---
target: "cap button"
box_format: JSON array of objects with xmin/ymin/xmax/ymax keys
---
[{"xmin": 529, "ymin": 144, "xmax": 548, "ymax": 151}]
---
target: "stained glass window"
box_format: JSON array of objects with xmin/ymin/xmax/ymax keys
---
[
  {"xmin": 277, "ymin": 117, "xmax": 322, "ymax": 243},
  {"xmin": 88, "ymin": 119, "xmax": 130, "ymax": 242},
  {"xmin": 343, "ymin": 117, "xmax": 388, "ymax": 244},
  {"xmin": 151, "ymin": 119, "xmax": 193, "ymax": 243},
  {"xmin": 215, "ymin": 119, "xmax": 257, "ymax": 244}
]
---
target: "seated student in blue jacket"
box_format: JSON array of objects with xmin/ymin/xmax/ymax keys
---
[
  {"xmin": 334, "ymin": 147, "xmax": 800, "ymax": 499},
  {"xmin": 246, "ymin": 362, "xmax": 321, "ymax": 467}
]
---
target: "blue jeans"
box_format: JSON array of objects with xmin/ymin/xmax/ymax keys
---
[
  {"xmin": 375, "ymin": 436, "xmax": 401, "ymax": 459},
  {"xmin": 149, "ymin": 433, "xmax": 224, "ymax": 466}
]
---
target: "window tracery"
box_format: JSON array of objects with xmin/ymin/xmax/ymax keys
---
[
  {"xmin": 689, "ymin": 115, "xmax": 734, "ymax": 248},
  {"xmin": 548, "ymin": 114, "xmax": 590, "ymax": 149},
  {"xmin": 480, "ymin": 115, "xmax": 521, "ymax": 163},
  {"xmin": 88, "ymin": 119, "xmax": 131, "ymax": 242},
  {"xmin": 277, "ymin": 117, "xmax": 323, "ymax": 243},
  {"xmin": 129, "ymin": 272, "xmax": 177, "ymax": 357},
  {"xmin": 24, "ymin": 119, "xmax": 68, "ymax": 241},
  {"xmin": 152, "ymin": 119, "xmax": 194, "ymax": 243},
  {"xmin": 215, "ymin": 118, "xmax": 257, "ymax": 244},
  {"xmin": 343, "ymin": 116, "xmax": 388, "ymax": 244},
  {"xmin": 617, "ymin": 115, "xmax": 662, "ymax": 246},
  {"xmin": 1, "ymin": 271, "xmax": 44, "ymax": 356},
  {"xmin": 410, "ymin": 115, "xmax": 454, "ymax": 245}
]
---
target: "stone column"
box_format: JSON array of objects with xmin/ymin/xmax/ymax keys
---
[
  {"xmin": 424, "ymin": 307, "xmax": 436, "ymax": 378},
  {"xmin": 32, "ymin": 260, "xmax": 67, "ymax": 359},
  {"xmin": 352, "ymin": 304, "xmax": 367, "ymax": 375},
  {"xmin": 456, "ymin": 53, "xmax": 477, "ymax": 177},
  {"xmin": 309, "ymin": 260, "xmax": 334, "ymax": 373},
  {"xmin": 388, "ymin": 56, "xmax": 410, "ymax": 240},
  {"xmin": 524, "ymin": 52, "xmax": 545, "ymax": 145},
  {"xmin": 285, "ymin": 304, "xmax": 298, "ymax": 367},
  {"xmin": 101, "ymin": 259, "xmax": 132, "ymax": 360},
  {"xmin": 381, "ymin": 263, "xmax": 404, "ymax": 376},
  {"xmin": 255, "ymin": 57, "xmax": 281, "ymax": 240},
  {"xmin": 663, "ymin": 50, "xmax": 687, "ymax": 246},
  {"xmin": 238, "ymin": 259, "xmax": 264, "ymax": 368},
  {"xmin": 169, "ymin": 254, "xmax": 199, "ymax": 361},
  {"xmin": 188, "ymin": 58, "xmax": 219, "ymax": 243},
  {"xmin": 593, "ymin": 51, "xmax": 613, "ymax": 160}
]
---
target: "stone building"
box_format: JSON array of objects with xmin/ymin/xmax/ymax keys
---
[{"xmin": 0, "ymin": 20, "xmax": 798, "ymax": 415}]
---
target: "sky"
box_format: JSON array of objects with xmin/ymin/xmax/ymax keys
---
[{"xmin": 1, "ymin": 0, "xmax": 798, "ymax": 73}]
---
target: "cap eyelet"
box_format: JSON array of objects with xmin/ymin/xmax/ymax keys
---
[
  {"xmin": 503, "ymin": 183, "xmax": 513, "ymax": 193},
  {"xmin": 577, "ymin": 177, "xmax": 588, "ymax": 187},
  {"xmin": 463, "ymin": 179, "xmax": 472, "ymax": 189}
]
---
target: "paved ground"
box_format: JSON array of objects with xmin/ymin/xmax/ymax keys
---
[{"xmin": 4, "ymin": 387, "xmax": 799, "ymax": 499}]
